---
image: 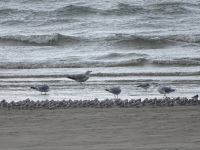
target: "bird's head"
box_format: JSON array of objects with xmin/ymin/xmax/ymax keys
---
[{"xmin": 86, "ymin": 71, "xmax": 92, "ymax": 75}]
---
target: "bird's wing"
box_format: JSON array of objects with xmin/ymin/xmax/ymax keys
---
[{"xmin": 162, "ymin": 87, "xmax": 173, "ymax": 93}]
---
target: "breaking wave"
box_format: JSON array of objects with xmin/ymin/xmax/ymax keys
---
[
  {"xmin": 1, "ymin": 33, "xmax": 199, "ymax": 47},
  {"xmin": 102, "ymin": 3, "xmax": 145, "ymax": 16},
  {"xmin": 92, "ymin": 52, "xmax": 149, "ymax": 60},
  {"xmin": 147, "ymin": 2, "xmax": 190, "ymax": 15},
  {"xmin": 0, "ymin": 58, "xmax": 148, "ymax": 69},
  {"xmin": 111, "ymin": 34, "xmax": 200, "ymax": 49},
  {"xmin": 153, "ymin": 58, "xmax": 200, "ymax": 66},
  {"xmin": 53, "ymin": 5, "xmax": 97, "ymax": 16},
  {"xmin": 0, "ymin": 2, "xmax": 197, "ymax": 19},
  {"xmin": 0, "ymin": 33, "xmax": 83, "ymax": 46},
  {"xmin": 0, "ymin": 56, "xmax": 199, "ymax": 70}
]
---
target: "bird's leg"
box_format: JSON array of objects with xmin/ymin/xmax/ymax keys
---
[
  {"xmin": 165, "ymin": 95, "xmax": 167, "ymax": 104},
  {"xmin": 163, "ymin": 94, "xmax": 166, "ymax": 104}
]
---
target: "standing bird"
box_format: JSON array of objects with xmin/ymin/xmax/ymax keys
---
[
  {"xmin": 192, "ymin": 94, "xmax": 199, "ymax": 99},
  {"xmin": 105, "ymin": 87, "xmax": 121, "ymax": 99},
  {"xmin": 155, "ymin": 84, "xmax": 175, "ymax": 97},
  {"xmin": 31, "ymin": 84, "xmax": 50, "ymax": 95},
  {"xmin": 67, "ymin": 71, "xmax": 92, "ymax": 84},
  {"xmin": 134, "ymin": 82, "xmax": 152, "ymax": 91}
]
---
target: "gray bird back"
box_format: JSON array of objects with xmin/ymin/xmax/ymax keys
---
[
  {"xmin": 37, "ymin": 84, "xmax": 50, "ymax": 92},
  {"xmin": 162, "ymin": 87, "xmax": 175, "ymax": 93},
  {"xmin": 107, "ymin": 87, "xmax": 121, "ymax": 95}
]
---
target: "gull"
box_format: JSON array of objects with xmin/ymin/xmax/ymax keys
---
[
  {"xmin": 31, "ymin": 84, "xmax": 50, "ymax": 95},
  {"xmin": 67, "ymin": 71, "xmax": 92, "ymax": 84},
  {"xmin": 134, "ymin": 82, "xmax": 152, "ymax": 91},
  {"xmin": 192, "ymin": 94, "xmax": 198, "ymax": 99},
  {"xmin": 155, "ymin": 84, "xmax": 175, "ymax": 97},
  {"xmin": 105, "ymin": 87, "xmax": 121, "ymax": 99}
]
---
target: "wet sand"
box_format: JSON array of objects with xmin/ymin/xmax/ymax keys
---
[{"xmin": 0, "ymin": 106, "xmax": 200, "ymax": 150}]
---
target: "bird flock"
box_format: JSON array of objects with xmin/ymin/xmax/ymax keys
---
[
  {"xmin": 0, "ymin": 70, "xmax": 199, "ymax": 110},
  {"xmin": 30, "ymin": 71, "xmax": 177, "ymax": 98}
]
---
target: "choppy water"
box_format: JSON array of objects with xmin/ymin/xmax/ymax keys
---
[{"xmin": 0, "ymin": 0, "xmax": 200, "ymax": 101}]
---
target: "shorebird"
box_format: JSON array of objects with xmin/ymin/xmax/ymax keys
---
[
  {"xmin": 192, "ymin": 94, "xmax": 199, "ymax": 99},
  {"xmin": 67, "ymin": 71, "xmax": 92, "ymax": 84},
  {"xmin": 155, "ymin": 84, "xmax": 175, "ymax": 97},
  {"xmin": 105, "ymin": 87, "xmax": 121, "ymax": 99},
  {"xmin": 31, "ymin": 84, "xmax": 50, "ymax": 95},
  {"xmin": 134, "ymin": 82, "xmax": 152, "ymax": 91}
]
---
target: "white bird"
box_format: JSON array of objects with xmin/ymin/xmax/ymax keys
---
[
  {"xmin": 67, "ymin": 71, "xmax": 92, "ymax": 84},
  {"xmin": 31, "ymin": 84, "xmax": 50, "ymax": 95},
  {"xmin": 134, "ymin": 82, "xmax": 152, "ymax": 91},
  {"xmin": 105, "ymin": 87, "xmax": 121, "ymax": 99},
  {"xmin": 155, "ymin": 84, "xmax": 175, "ymax": 97}
]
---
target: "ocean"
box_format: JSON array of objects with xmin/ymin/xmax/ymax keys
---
[{"xmin": 0, "ymin": 0, "xmax": 199, "ymax": 102}]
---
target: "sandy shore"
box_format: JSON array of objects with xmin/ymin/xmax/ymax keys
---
[{"xmin": 0, "ymin": 106, "xmax": 200, "ymax": 150}]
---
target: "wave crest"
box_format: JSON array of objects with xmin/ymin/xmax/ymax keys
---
[
  {"xmin": 0, "ymin": 33, "xmax": 82, "ymax": 46},
  {"xmin": 103, "ymin": 3, "xmax": 145, "ymax": 15},
  {"xmin": 147, "ymin": 2, "xmax": 194, "ymax": 15},
  {"xmin": 54, "ymin": 5, "xmax": 97, "ymax": 16},
  {"xmin": 111, "ymin": 34, "xmax": 200, "ymax": 49},
  {"xmin": 93, "ymin": 53, "xmax": 148, "ymax": 60},
  {"xmin": 153, "ymin": 59, "xmax": 200, "ymax": 66},
  {"xmin": 0, "ymin": 58, "xmax": 148, "ymax": 69},
  {"xmin": 112, "ymin": 34, "xmax": 175, "ymax": 49}
]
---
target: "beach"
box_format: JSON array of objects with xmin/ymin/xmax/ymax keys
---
[
  {"xmin": 0, "ymin": 1, "xmax": 200, "ymax": 149},
  {"xmin": 1, "ymin": 106, "xmax": 200, "ymax": 150}
]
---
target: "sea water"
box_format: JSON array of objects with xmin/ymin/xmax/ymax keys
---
[{"xmin": 0, "ymin": 0, "xmax": 200, "ymax": 101}]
